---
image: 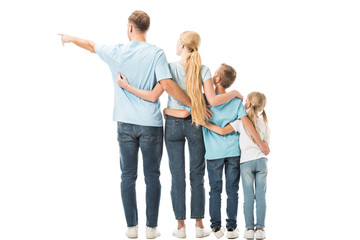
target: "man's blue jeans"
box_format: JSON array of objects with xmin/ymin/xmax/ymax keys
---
[
  {"xmin": 165, "ymin": 115, "xmax": 206, "ymax": 220},
  {"xmin": 207, "ymin": 157, "xmax": 240, "ymax": 229},
  {"xmin": 117, "ymin": 122, "xmax": 163, "ymax": 228},
  {"xmin": 240, "ymin": 158, "xmax": 268, "ymax": 229}
]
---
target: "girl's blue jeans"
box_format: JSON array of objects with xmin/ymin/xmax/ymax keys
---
[{"xmin": 240, "ymin": 157, "xmax": 268, "ymax": 229}]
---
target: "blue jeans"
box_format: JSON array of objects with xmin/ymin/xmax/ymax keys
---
[
  {"xmin": 207, "ymin": 157, "xmax": 240, "ymax": 229},
  {"xmin": 165, "ymin": 115, "xmax": 206, "ymax": 220},
  {"xmin": 117, "ymin": 122, "xmax": 163, "ymax": 228},
  {"xmin": 240, "ymin": 158, "xmax": 268, "ymax": 229}
]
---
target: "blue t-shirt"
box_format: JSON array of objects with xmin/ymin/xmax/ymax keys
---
[
  {"xmin": 167, "ymin": 62, "xmax": 212, "ymax": 110},
  {"xmin": 186, "ymin": 95, "xmax": 247, "ymax": 160},
  {"xmin": 95, "ymin": 42, "xmax": 172, "ymax": 127}
]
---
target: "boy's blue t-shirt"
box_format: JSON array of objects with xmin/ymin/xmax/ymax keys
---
[
  {"xmin": 185, "ymin": 95, "xmax": 247, "ymax": 160},
  {"xmin": 95, "ymin": 42, "xmax": 172, "ymax": 127}
]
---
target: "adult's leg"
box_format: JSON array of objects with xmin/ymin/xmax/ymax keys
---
[
  {"xmin": 255, "ymin": 158, "xmax": 268, "ymax": 229},
  {"xmin": 185, "ymin": 120, "xmax": 206, "ymax": 220},
  {"xmin": 207, "ymin": 159, "xmax": 224, "ymax": 229},
  {"xmin": 240, "ymin": 160, "xmax": 256, "ymax": 229},
  {"xmin": 165, "ymin": 117, "xmax": 187, "ymax": 222},
  {"xmin": 139, "ymin": 125, "xmax": 163, "ymax": 228},
  {"xmin": 118, "ymin": 122, "xmax": 139, "ymax": 227},
  {"xmin": 224, "ymin": 156, "xmax": 240, "ymax": 229}
]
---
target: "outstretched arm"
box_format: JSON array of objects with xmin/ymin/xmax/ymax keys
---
[
  {"xmin": 159, "ymin": 79, "xmax": 192, "ymax": 107},
  {"xmin": 201, "ymin": 121, "xmax": 235, "ymax": 135},
  {"xmin": 203, "ymin": 79, "xmax": 243, "ymax": 106},
  {"xmin": 116, "ymin": 73, "xmax": 164, "ymax": 102},
  {"xmin": 58, "ymin": 34, "xmax": 95, "ymax": 53},
  {"xmin": 241, "ymin": 116, "xmax": 270, "ymax": 155}
]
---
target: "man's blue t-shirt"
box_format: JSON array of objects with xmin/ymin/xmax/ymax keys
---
[
  {"xmin": 95, "ymin": 42, "xmax": 172, "ymax": 127},
  {"xmin": 186, "ymin": 95, "xmax": 247, "ymax": 160}
]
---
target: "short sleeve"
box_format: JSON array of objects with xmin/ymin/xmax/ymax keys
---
[
  {"xmin": 237, "ymin": 102, "xmax": 247, "ymax": 119},
  {"xmin": 185, "ymin": 106, "xmax": 192, "ymax": 114},
  {"xmin": 94, "ymin": 44, "xmax": 118, "ymax": 67},
  {"xmin": 155, "ymin": 51, "xmax": 172, "ymax": 82},
  {"xmin": 230, "ymin": 119, "xmax": 241, "ymax": 133},
  {"xmin": 201, "ymin": 66, "xmax": 212, "ymax": 83}
]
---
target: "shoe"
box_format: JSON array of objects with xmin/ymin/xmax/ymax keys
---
[
  {"xmin": 254, "ymin": 229, "xmax": 266, "ymax": 239},
  {"xmin": 196, "ymin": 226, "xmax": 210, "ymax": 238},
  {"xmin": 126, "ymin": 226, "xmax": 138, "ymax": 239},
  {"xmin": 173, "ymin": 226, "xmax": 186, "ymax": 238},
  {"xmin": 243, "ymin": 229, "xmax": 254, "ymax": 239},
  {"xmin": 212, "ymin": 227, "xmax": 225, "ymax": 239},
  {"xmin": 146, "ymin": 227, "xmax": 161, "ymax": 239},
  {"xmin": 226, "ymin": 228, "xmax": 239, "ymax": 239}
]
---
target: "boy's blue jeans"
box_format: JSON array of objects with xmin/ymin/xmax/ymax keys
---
[
  {"xmin": 117, "ymin": 122, "xmax": 163, "ymax": 228},
  {"xmin": 165, "ymin": 115, "xmax": 206, "ymax": 220},
  {"xmin": 240, "ymin": 158, "xmax": 268, "ymax": 229},
  {"xmin": 207, "ymin": 156, "xmax": 240, "ymax": 229}
]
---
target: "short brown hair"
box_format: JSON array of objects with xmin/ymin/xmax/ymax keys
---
[
  {"xmin": 218, "ymin": 63, "xmax": 237, "ymax": 88},
  {"xmin": 128, "ymin": 10, "xmax": 150, "ymax": 33}
]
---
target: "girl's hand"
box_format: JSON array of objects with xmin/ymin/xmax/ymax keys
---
[
  {"xmin": 116, "ymin": 72, "xmax": 130, "ymax": 90},
  {"xmin": 232, "ymin": 90, "xmax": 244, "ymax": 102},
  {"xmin": 259, "ymin": 141, "xmax": 270, "ymax": 155}
]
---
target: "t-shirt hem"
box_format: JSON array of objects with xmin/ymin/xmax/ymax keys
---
[
  {"xmin": 113, "ymin": 119, "xmax": 163, "ymax": 127},
  {"xmin": 206, "ymin": 154, "xmax": 241, "ymax": 161}
]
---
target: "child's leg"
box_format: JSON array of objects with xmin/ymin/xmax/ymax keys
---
[
  {"xmin": 207, "ymin": 159, "xmax": 225, "ymax": 229},
  {"xmin": 224, "ymin": 156, "xmax": 240, "ymax": 229},
  {"xmin": 240, "ymin": 160, "xmax": 256, "ymax": 229},
  {"xmin": 255, "ymin": 158, "xmax": 268, "ymax": 229}
]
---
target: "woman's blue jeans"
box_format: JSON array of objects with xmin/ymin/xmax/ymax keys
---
[
  {"xmin": 240, "ymin": 158, "xmax": 268, "ymax": 229},
  {"xmin": 165, "ymin": 115, "xmax": 206, "ymax": 220}
]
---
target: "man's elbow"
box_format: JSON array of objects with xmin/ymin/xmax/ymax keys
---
[{"xmin": 150, "ymin": 96, "xmax": 158, "ymax": 103}]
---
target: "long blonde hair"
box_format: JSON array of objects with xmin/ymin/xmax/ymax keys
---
[
  {"xmin": 180, "ymin": 31, "xmax": 206, "ymax": 126},
  {"xmin": 246, "ymin": 92, "xmax": 268, "ymax": 142}
]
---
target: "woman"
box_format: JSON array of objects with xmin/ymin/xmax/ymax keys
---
[{"xmin": 116, "ymin": 31, "xmax": 242, "ymax": 238}]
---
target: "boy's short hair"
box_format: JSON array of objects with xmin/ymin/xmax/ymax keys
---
[
  {"xmin": 218, "ymin": 63, "xmax": 237, "ymax": 89},
  {"xmin": 128, "ymin": 10, "xmax": 150, "ymax": 33}
]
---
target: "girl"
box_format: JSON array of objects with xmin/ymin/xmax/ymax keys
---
[
  {"xmin": 116, "ymin": 31, "xmax": 242, "ymax": 238},
  {"xmin": 201, "ymin": 92, "xmax": 269, "ymax": 240}
]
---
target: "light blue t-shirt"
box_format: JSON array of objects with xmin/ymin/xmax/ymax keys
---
[
  {"xmin": 186, "ymin": 96, "xmax": 247, "ymax": 160},
  {"xmin": 167, "ymin": 62, "xmax": 212, "ymax": 110},
  {"xmin": 95, "ymin": 42, "xmax": 172, "ymax": 126}
]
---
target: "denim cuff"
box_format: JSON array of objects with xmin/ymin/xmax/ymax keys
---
[{"xmin": 191, "ymin": 216, "xmax": 204, "ymax": 219}]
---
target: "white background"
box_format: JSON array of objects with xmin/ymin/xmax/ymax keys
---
[{"xmin": 1, "ymin": 0, "xmax": 360, "ymax": 239}]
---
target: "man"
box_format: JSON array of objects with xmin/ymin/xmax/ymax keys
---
[{"xmin": 58, "ymin": 10, "xmax": 191, "ymax": 239}]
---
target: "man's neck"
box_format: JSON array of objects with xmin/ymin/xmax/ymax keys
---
[
  {"xmin": 215, "ymin": 85, "xmax": 226, "ymax": 94},
  {"xmin": 131, "ymin": 34, "xmax": 146, "ymax": 42}
]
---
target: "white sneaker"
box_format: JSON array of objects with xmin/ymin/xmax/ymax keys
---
[
  {"xmin": 126, "ymin": 226, "xmax": 138, "ymax": 239},
  {"xmin": 173, "ymin": 226, "xmax": 186, "ymax": 238},
  {"xmin": 254, "ymin": 229, "xmax": 266, "ymax": 239},
  {"xmin": 226, "ymin": 228, "xmax": 239, "ymax": 239},
  {"xmin": 146, "ymin": 227, "xmax": 161, "ymax": 239},
  {"xmin": 243, "ymin": 229, "xmax": 254, "ymax": 239},
  {"xmin": 213, "ymin": 227, "xmax": 225, "ymax": 239},
  {"xmin": 195, "ymin": 226, "xmax": 210, "ymax": 238}
]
